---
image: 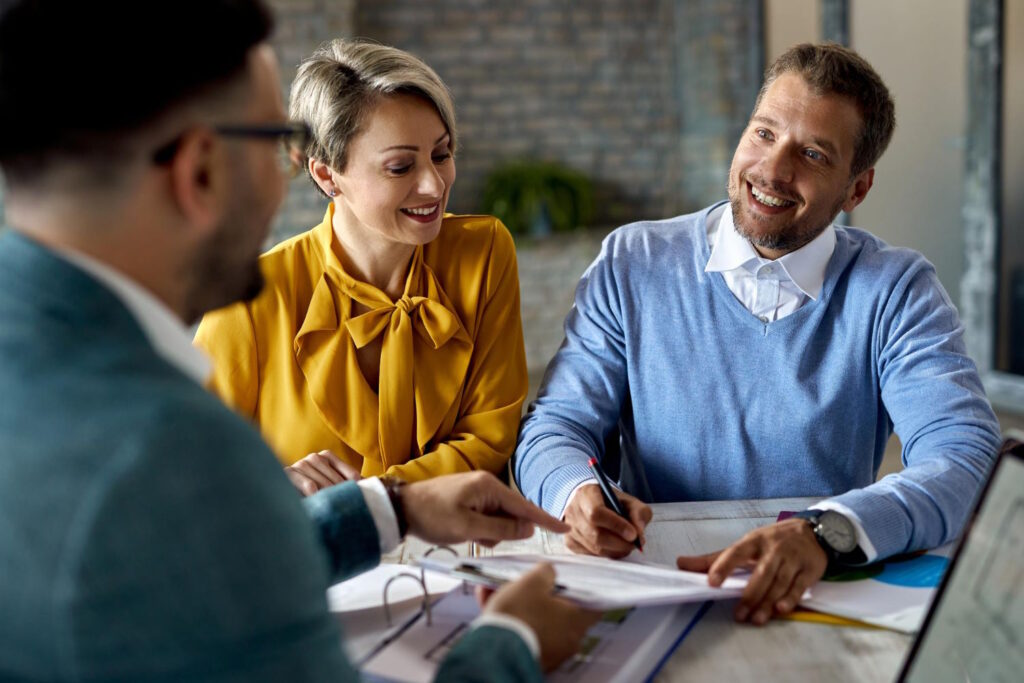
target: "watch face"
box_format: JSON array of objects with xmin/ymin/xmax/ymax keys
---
[{"xmin": 818, "ymin": 510, "xmax": 858, "ymax": 553}]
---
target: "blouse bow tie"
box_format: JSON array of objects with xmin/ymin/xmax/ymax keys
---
[
  {"xmin": 293, "ymin": 213, "xmax": 474, "ymax": 474},
  {"xmin": 345, "ymin": 294, "xmax": 462, "ymax": 351},
  {"xmin": 328, "ymin": 251, "xmax": 468, "ymax": 470}
]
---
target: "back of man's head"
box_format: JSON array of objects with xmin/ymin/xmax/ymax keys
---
[
  {"xmin": 757, "ymin": 43, "xmax": 895, "ymax": 178},
  {"xmin": 0, "ymin": 0, "xmax": 273, "ymax": 190}
]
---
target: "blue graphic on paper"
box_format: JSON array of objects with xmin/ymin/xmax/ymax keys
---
[{"xmin": 874, "ymin": 555, "xmax": 948, "ymax": 588}]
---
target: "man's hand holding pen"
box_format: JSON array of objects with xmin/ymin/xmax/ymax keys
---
[{"xmin": 562, "ymin": 475, "xmax": 653, "ymax": 558}]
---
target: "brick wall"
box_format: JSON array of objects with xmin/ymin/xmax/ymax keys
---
[
  {"xmin": 267, "ymin": 0, "xmax": 358, "ymax": 245},
  {"xmin": 355, "ymin": 0, "xmax": 683, "ymax": 227},
  {"xmin": 515, "ymin": 230, "xmax": 608, "ymax": 374}
]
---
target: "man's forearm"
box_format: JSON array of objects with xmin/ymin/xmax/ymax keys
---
[{"xmin": 825, "ymin": 442, "xmax": 996, "ymax": 559}]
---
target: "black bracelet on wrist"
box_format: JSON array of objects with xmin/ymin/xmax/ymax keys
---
[{"xmin": 382, "ymin": 478, "xmax": 409, "ymax": 539}]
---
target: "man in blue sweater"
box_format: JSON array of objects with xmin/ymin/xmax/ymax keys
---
[
  {"xmin": 515, "ymin": 43, "xmax": 1002, "ymax": 625},
  {"xmin": 0, "ymin": 1, "xmax": 596, "ymax": 680}
]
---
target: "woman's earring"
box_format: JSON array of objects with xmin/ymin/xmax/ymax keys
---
[{"xmin": 328, "ymin": 189, "xmax": 337, "ymax": 197}]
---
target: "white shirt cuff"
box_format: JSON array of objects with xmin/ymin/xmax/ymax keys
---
[
  {"xmin": 560, "ymin": 479, "xmax": 600, "ymax": 518},
  {"xmin": 356, "ymin": 478, "xmax": 402, "ymax": 554},
  {"xmin": 472, "ymin": 613, "xmax": 541, "ymax": 660},
  {"xmin": 810, "ymin": 500, "xmax": 879, "ymax": 562}
]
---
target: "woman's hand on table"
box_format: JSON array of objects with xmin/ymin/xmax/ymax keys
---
[{"xmin": 285, "ymin": 449, "xmax": 362, "ymax": 496}]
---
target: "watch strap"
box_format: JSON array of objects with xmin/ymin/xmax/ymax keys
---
[{"xmin": 382, "ymin": 477, "xmax": 409, "ymax": 539}]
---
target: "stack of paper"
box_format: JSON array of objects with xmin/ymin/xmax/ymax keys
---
[{"xmin": 417, "ymin": 552, "xmax": 747, "ymax": 609}]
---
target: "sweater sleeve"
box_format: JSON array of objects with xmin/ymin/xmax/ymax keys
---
[
  {"xmin": 825, "ymin": 263, "xmax": 1001, "ymax": 559},
  {"xmin": 384, "ymin": 223, "xmax": 528, "ymax": 481},
  {"xmin": 514, "ymin": 233, "xmax": 630, "ymax": 515},
  {"xmin": 193, "ymin": 301, "xmax": 260, "ymax": 420}
]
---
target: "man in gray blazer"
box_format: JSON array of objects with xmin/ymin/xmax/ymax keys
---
[{"xmin": 0, "ymin": 1, "xmax": 595, "ymax": 681}]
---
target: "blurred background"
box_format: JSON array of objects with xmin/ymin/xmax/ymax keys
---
[{"xmin": 260, "ymin": 0, "xmax": 1023, "ymax": 439}]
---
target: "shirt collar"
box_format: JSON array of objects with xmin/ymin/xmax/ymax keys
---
[
  {"xmin": 705, "ymin": 204, "xmax": 762, "ymax": 273},
  {"xmin": 54, "ymin": 247, "xmax": 212, "ymax": 385},
  {"xmin": 705, "ymin": 205, "xmax": 836, "ymax": 301}
]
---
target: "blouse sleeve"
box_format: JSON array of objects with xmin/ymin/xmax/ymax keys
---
[
  {"xmin": 193, "ymin": 302, "xmax": 261, "ymax": 420},
  {"xmin": 384, "ymin": 222, "xmax": 528, "ymax": 481}
]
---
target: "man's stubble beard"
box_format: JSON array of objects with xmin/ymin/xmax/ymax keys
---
[
  {"xmin": 727, "ymin": 173, "xmax": 847, "ymax": 255},
  {"xmin": 181, "ymin": 190, "xmax": 268, "ymax": 325}
]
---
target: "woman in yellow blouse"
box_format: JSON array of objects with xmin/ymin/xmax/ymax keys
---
[{"xmin": 195, "ymin": 39, "xmax": 527, "ymax": 494}]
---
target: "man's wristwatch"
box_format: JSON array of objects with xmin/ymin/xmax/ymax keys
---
[{"xmin": 792, "ymin": 509, "xmax": 867, "ymax": 570}]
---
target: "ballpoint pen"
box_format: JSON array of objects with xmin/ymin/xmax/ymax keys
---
[{"xmin": 587, "ymin": 456, "xmax": 643, "ymax": 551}]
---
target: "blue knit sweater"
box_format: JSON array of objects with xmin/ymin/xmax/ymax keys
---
[{"xmin": 514, "ymin": 203, "xmax": 1001, "ymax": 560}]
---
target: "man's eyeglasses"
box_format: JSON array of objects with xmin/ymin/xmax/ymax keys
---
[{"xmin": 152, "ymin": 121, "xmax": 312, "ymax": 178}]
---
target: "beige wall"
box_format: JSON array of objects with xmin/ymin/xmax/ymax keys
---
[
  {"xmin": 851, "ymin": 0, "xmax": 968, "ymax": 309},
  {"xmin": 765, "ymin": 0, "xmax": 819, "ymax": 62},
  {"xmin": 764, "ymin": 0, "xmax": 969, "ymax": 309}
]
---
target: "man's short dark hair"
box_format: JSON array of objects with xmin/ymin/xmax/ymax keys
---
[
  {"xmin": 756, "ymin": 43, "xmax": 896, "ymax": 177},
  {"xmin": 0, "ymin": 0, "xmax": 273, "ymax": 186}
]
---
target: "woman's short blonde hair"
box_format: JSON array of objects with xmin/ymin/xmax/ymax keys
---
[{"xmin": 289, "ymin": 39, "xmax": 457, "ymax": 190}]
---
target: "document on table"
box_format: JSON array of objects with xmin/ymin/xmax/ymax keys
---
[
  {"xmin": 361, "ymin": 586, "xmax": 708, "ymax": 683},
  {"xmin": 417, "ymin": 552, "xmax": 746, "ymax": 609},
  {"xmin": 801, "ymin": 545, "xmax": 954, "ymax": 633}
]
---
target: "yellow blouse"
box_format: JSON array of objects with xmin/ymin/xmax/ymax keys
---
[{"xmin": 194, "ymin": 205, "xmax": 528, "ymax": 481}]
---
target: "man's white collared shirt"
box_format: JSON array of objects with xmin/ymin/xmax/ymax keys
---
[{"xmin": 704, "ymin": 203, "xmax": 836, "ymax": 323}]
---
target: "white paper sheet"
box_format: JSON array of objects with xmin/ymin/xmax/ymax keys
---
[
  {"xmin": 801, "ymin": 545, "xmax": 953, "ymax": 633},
  {"xmin": 418, "ymin": 552, "xmax": 746, "ymax": 609}
]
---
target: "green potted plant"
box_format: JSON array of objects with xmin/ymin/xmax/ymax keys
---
[{"xmin": 481, "ymin": 161, "xmax": 594, "ymax": 237}]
